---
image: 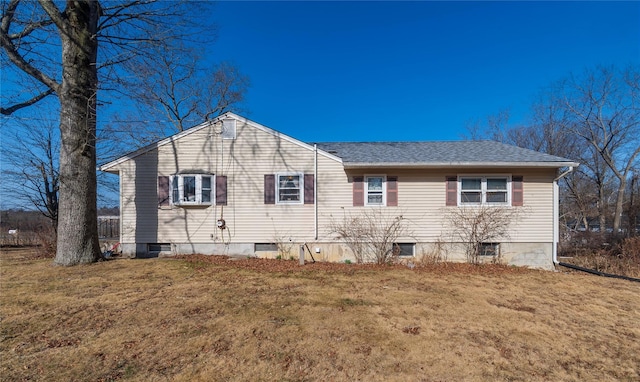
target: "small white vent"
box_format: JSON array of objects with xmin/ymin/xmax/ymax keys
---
[{"xmin": 222, "ymin": 119, "xmax": 236, "ymax": 140}]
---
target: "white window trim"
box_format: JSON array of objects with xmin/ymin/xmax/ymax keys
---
[
  {"xmin": 276, "ymin": 172, "xmax": 304, "ymax": 205},
  {"xmin": 458, "ymin": 175, "xmax": 511, "ymax": 206},
  {"xmin": 365, "ymin": 175, "xmax": 386, "ymax": 206},
  {"xmin": 170, "ymin": 174, "xmax": 214, "ymax": 206}
]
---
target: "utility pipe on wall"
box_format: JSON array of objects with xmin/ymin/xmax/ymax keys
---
[
  {"xmin": 314, "ymin": 144, "xmax": 318, "ymax": 240},
  {"xmin": 553, "ymin": 166, "xmax": 574, "ymax": 264}
]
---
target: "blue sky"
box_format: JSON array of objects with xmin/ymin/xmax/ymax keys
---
[
  {"xmin": 206, "ymin": 1, "xmax": 639, "ymax": 142},
  {"xmin": 1, "ymin": 1, "xmax": 639, "ymax": 209}
]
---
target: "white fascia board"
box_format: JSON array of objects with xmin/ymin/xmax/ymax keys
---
[
  {"xmin": 342, "ymin": 161, "xmax": 581, "ymax": 169},
  {"xmin": 98, "ymin": 112, "xmax": 343, "ymax": 173}
]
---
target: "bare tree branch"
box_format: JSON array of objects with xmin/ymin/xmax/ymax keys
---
[
  {"xmin": 0, "ymin": 88, "xmax": 54, "ymax": 115},
  {"xmin": 0, "ymin": 0, "xmax": 60, "ymax": 94}
]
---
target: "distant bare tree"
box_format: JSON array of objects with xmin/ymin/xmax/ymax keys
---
[
  {"xmin": 558, "ymin": 66, "xmax": 640, "ymax": 233},
  {"xmin": 2, "ymin": 117, "xmax": 59, "ymax": 228},
  {"xmin": 468, "ymin": 66, "xmax": 640, "ymax": 236},
  {"xmin": 109, "ymin": 45, "xmax": 249, "ymax": 147},
  {"xmin": 626, "ymin": 171, "xmax": 639, "ymax": 236},
  {"xmin": 526, "ymin": 88, "xmax": 608, "ymax": 233},
  {"xmin": 464, "ymin": 109, "xmax": 512, "ymax": 141}
]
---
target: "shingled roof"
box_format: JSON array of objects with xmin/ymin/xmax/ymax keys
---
[{"xmin": 315, "ymin": 141, "xmax": 578, "ymax": 168}]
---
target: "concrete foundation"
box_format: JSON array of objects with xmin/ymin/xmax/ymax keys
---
[{"xmin": 119, "ymin": 241, "xmax": 554, "ymax": 270}]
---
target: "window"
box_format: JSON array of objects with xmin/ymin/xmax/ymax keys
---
[
  {"xmin": 459, "ymin": 176, "xmax": 509, "ymax": 206},
  {"xmin": 461, "ymin": 178, "xmax": 482, "ymax": 204},
  {"xmin": 277, "ymin": 173, "xmax": 303, "ymax": 204},
  {"xmin": 366, "ymin": 176, "xmax": 385, "ymax": 206},
  {"xmin": 393, "ymin": 243, "xmax": 415, "ymax": 257},
  {"xmin": 353, "ymin": 175, "xmax": 397, "ymax": 207},
  {"xmin": 148, "ymin": 243, "xmax": 171, "ymax": 252},
  {"xmin": 222, "ymin": 119, "xmax": 236, "ymax": 139},
  {"xmin": 486, "ymin": 178, "xmax": 508, "ymax": 203},
  {"xmin": 479, "ymin": 243, "xmax": 499, "ymax": 257},
  {"xmin": 201, "ymin": 176, "xmax": 212, "ymax": 203},
  {"xmin": 183, "ymin": 176, "xmax": 196, "ymax": 202},
  {"xmin": 171, "ymin": 174, "xmax": 214, "ymax": 205},
  {"xmin": 255, "ymin": 243, "xmax": 278, "ymax": 251},
  {"xmin": 265, "ymin": 173, "xmax": 314, "ymax": 205}
]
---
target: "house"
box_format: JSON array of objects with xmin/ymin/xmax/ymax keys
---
[{"xmin": 99, "ymin": 113, "xmax": 579, "ymax": 269}]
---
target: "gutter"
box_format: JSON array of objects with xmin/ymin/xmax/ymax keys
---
[
  {"xmin": 553, "ymin": 166, "xmax": 575, "ymax": 265},
  {"xmin": 342, "ymin": 161, "xmax": 580, "ymax": 169},
  {"xmin": 314, "ymin": 144, "xmax": 318, "ymax": 240}
]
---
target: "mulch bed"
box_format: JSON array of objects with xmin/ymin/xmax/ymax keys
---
[{"xmin": 173, "ymin": 254, "xmax": 537, "ymax": 276}]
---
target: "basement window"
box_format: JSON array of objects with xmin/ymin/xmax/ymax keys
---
[
  {"xmin": 148, "ymin": 243, "xmax": 171, "ymax": 252},
  {"xmin": 393, "ymin": 243, "xmax": 415, "ymax": 257},
  {"xmin": 479, "ymin": 243, "xmax": 499, "ymax": 257},
  {"xmin": 255, "ymin": 243, "xmax": 278, "ymax": 251}
]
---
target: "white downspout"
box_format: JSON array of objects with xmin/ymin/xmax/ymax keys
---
[
  {"xmin": 553, "ymin": 166, "xmax": 574, "ymax": 265},
  {"xmin": 314, "ymin": 144, "xmax": 318, "ymax": 240}
]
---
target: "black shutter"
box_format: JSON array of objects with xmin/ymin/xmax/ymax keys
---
[
  {"xmin": 353, "ymin": 176, "xmax": 364, "ymax": 206},
  {"xmin": 445, "ymin": 176, "xmax": 457, "ymax": 206},
  {"xmin": 264, "ymin": 174, "xmax": 275, "ymax": 204},
  {"xmin": 304, "ymin": 174, "xmax": 314, "ymax": 204},
  {"xmin": 158, "ymin": 176, "xmax": 170, "ymax": 206},
  {"xmin": 216, "ymin": 175, "xmax": 227, "ymax": 205}
]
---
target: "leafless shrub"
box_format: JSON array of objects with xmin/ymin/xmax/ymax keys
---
[
  {"xmin": 444, "ymin": 206, "xmax": 521, "ymax": 264},
  {"xmin": 272, "ymin": 235, "xmax": 296, "ymax": 260},
  {"xmin": 34, "ymin": 225, "xmax": 56, "ymax": 258},
  {"xmin": 416, "ymin": 239, "xmax": 448, "ymax": 265},
  {"xmin": 329, "ymin": 209, "xmax": 407, "ymax": 264}
]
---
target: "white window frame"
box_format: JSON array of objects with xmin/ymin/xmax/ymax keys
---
[
  {"xmin": 365, "ymin": 175, "xmax": 386, "ymax": 206},
  {"xmin": 458, "ymin": 175, "xmax": 511, "ymax": 206},
  {"xmin": 170, "ymin": 174, "xmax": 214, "ymax": 206},
  {"xmin": 276, "ymin": 172, "xmax": 304, "ymax": 205}
]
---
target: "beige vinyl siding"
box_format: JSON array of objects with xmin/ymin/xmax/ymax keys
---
[
  {"xmin": 509, "ymin": 171, "xmax": 555, "ymax": 242},
  {"xmin": 118, "ymin": 120, "xmax": 344, "ymax": 245},
  {"xmin": 114, "ymin": 116, "xmax": 557, "ymax": 250},
  {"xmin": 432, "ymin": 169, "xmax": 555, "ymax": 242},
  {"xmin": 315, "ymin": 168, "xmax": 556, "ymax": 244}
]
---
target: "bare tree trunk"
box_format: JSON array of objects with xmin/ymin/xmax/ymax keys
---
[
  {"xmin": 613, "ymin": 178, "xmax": 627, "ymax": 234},
  {"xmin": 630, "ymin": 175, "xmax": 638, "ymax": 237},
  {"xmin": 598, "ymin": 182, "xmax": 607, "ymax": 234},
  {"xmin": 54, "ymin": 0, "xmax": 101, "ymax": 265}
]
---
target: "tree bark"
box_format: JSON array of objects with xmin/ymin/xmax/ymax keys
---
[{"xmin": 53, "ymin": 0, "xmax": 101, "ymax": 265}]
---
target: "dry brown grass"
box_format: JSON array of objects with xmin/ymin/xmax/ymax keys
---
[
  {"xmin": 1, "ymin": 248, "xmax": 639, "ymax": 381},
  {"xmin": 561, "ymin": 236, "xmax": 640, "ymax": 279}
]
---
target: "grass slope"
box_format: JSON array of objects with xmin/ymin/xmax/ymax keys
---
[{"xmin": 1, "ymin": 249, "xmax": 639, "ymax": 381}]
